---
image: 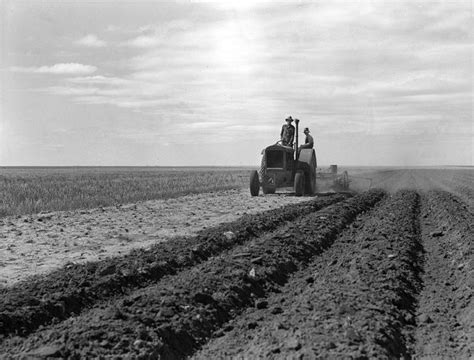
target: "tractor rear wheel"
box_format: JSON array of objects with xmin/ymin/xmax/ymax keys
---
[
  {"xmin": 294, "ymin": 171, "xmax": 305, "ymax": 196},
  {"xmin": 298, "ymin": 149, "xmax": 317, "ymax": 195},
  {"xmin": 250, "ymin": 170, "xmax": 260, "ymax": 196},
  {"xmin": 304, "ymin": 155, "xmax": 317, "ymax": 195}
]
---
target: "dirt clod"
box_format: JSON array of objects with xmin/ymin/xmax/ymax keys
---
[{"xmin": 255, "ymin": 300, "xmax": 268, "ymax": 309}]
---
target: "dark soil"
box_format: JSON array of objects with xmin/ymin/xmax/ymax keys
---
[
  {"xmin": 413, "ymin": 190, "xmax": 473, "ymax": 359},
  {"xmin": 194, "ymin": 190, "xmax": 473, "ymax": 360},
  {"xmin": 0, "ymin": 194, "xmax": 348, "ymax": 338},
  {"xmin": 195, "ymin": 190, "xmax": 423, "ymax": 359},
  {"xmin": 1, "ymin": 183, "xmax": 472, "ymax": 359},
  {"xmin": 0, "ymin": 190, "xmax": 385, "ymax": 358}
]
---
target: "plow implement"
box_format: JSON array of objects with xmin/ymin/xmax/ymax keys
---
[{"xmin": 316, "ymin": 165, "xmax": 350, "ymax": 192}]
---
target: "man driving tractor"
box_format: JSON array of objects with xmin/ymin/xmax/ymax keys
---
[{"xmin": 280, "ymin": 116, "xmax": 295, "ymax": 147}]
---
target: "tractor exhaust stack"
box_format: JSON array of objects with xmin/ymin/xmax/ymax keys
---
[{"xmin": 294, "ymin": 118, "xmax": 300, "ymax": 160}]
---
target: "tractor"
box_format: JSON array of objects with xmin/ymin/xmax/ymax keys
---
[
  {"xmin": 250, "ymin": 119, "xmax": 351, "ymax": 196},
  {"xmin": 250, "ymin": 119, "xmax": 317, "ymax": 196}
]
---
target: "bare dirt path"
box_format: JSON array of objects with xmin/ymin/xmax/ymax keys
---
[
  {"xmin": 413, "ymin": 191, "xmax": 473, "ymax": 359},
  {"xmin": 0, "ymin": 189, "xmax": 312, "ymax": 286}
]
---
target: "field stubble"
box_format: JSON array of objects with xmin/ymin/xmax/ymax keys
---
[{"xmin": 0, "ymin": 167, "xmax": 249, "ymax": 217}]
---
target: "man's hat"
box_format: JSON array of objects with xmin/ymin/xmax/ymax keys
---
[
  {"xmin": 303, "ymin": 127, "xmax": 310, "ymax": 133},
  {"xmin": 285, "ymin": 116, "xmax": 293, "ymax": 122}
]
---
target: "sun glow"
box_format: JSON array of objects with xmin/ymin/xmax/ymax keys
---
[{"xmin": 211, "ymin": 18, "xmax": 261, "ymax": 74}]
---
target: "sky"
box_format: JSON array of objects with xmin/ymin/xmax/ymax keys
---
[{"xmin": 0, "ymin": 0, "xmax": 472, "ymax": 166}]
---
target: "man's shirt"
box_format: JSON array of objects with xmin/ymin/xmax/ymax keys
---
[
  {"xmin": 281, "ymin": 124, "xmax": 295, "ymax": 145},
  {"xmin": 301, "ymin": 133, "xmax": 314, "ymax": 149}
]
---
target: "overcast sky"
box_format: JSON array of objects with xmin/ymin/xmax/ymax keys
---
[{"xmin": 1, "ymin": 0, "xmax": 472, "ymax": 166}]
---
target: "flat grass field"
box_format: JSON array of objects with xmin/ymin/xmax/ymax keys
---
[{"xmin": 0, "ymin": 167, "xmax": 250, "ymax": 217}]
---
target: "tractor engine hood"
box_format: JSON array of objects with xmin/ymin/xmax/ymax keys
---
[{"xmin": 261, "ymin": 144, "xmax": 295, "ymax": 155}]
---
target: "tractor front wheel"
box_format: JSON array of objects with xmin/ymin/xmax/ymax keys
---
[
  {"xmin": 250, "ymin": 170, "xmax": 260, "ymax": 196},
  {"xmin": 294, "ymin": 171, "xmax": 305, "ymax": 196}
]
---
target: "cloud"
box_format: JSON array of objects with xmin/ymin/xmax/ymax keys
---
[
  {"xmin": 45, "ymin": 86, "xmax": 100, "ymax": 96},
  {"xmin": 76, "ymin": 34, "xmax": 106, "ymax": 47},
  {"xmin": 68, "ymin": 75, "xmax": 130, "ymax": 86},
  {"xmin": 123, "ymin": 20, "xmax": 195, "ymax": 47},
  {"xmin": 25, "ymin": 2, "xmax": 472, "ymax": 149},
  {"xmin": 124, "ymin": 35, "xmax": 161, "ymax": 48},
  {"xmin": 11, "ymin": 63, "xmax": 98, "ymax": 75}
]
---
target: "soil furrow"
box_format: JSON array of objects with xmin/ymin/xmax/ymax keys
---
[
  {"xmin": 0, "ymin": 190, "xmax": 385, "ymax": 358},
  {"xmin": 195, "ymin": 190, "xmax": 422, "ymax": 359},
  {"xmin": 0, "ymin": 194, "xmax": 348, "ymax": 338},
  {"xmin": 414, "ymin": 190, "xmax": 473, "ymax": 359}
]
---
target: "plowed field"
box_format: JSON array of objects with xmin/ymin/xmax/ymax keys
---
[{"xmin": 0, "ymin": 168, "xmax": 472, "ymax": 359}]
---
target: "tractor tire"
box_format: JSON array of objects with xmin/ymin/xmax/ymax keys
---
[
  {"xmin": 294, "ymin": 171, "xmax": 305, "ymax": 196},
  {"xmin": 250, "ymin": 170, "xmax": 260, "ymax": 196},
  {"xmin": 260, "ymin": 155, "xmax": 275, "ymax": 194},
  {"xmin": 304, "ymin": 156, "xmax": 317, "ymax": 195},
  {"xmin": 298, "ymin": 149, "xmax": 317, "ymax": 195}
]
